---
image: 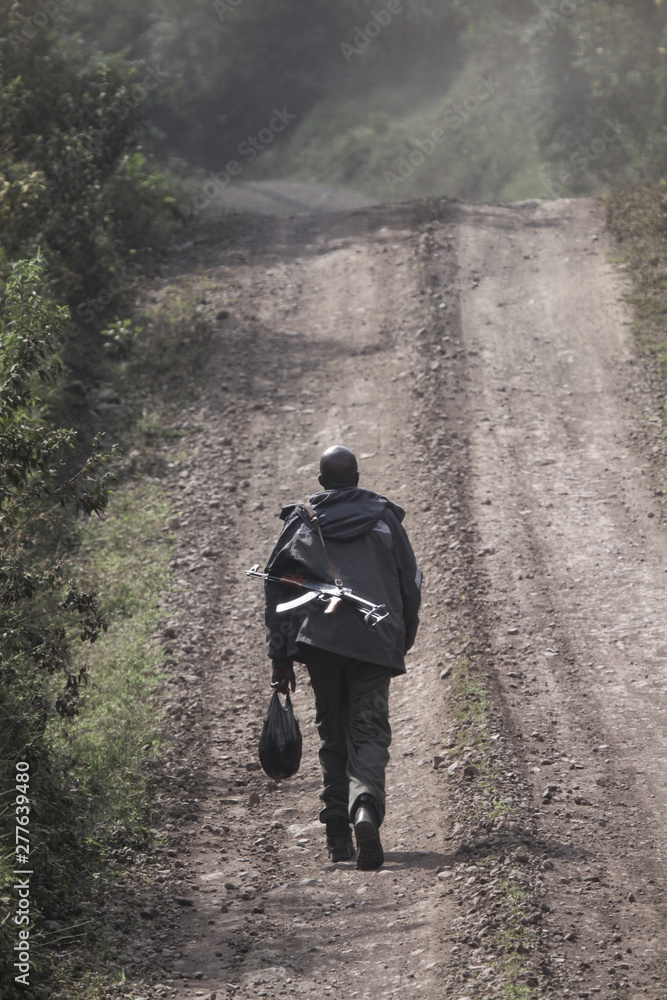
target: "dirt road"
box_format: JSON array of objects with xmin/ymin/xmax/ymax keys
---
[
  {"xmin": 126, "ymin": 195, "xmax": 667, "ymax": 1000},
  {"xmin": 207, "ymin": 180, "xmax": 376, "ymax": 216}
]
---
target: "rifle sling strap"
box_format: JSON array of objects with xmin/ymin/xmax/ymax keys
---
[{"xmin": 304, "ymin": 500, "xmax": 342, "ymax": 587}]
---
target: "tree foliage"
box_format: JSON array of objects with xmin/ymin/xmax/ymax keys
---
[
  {"xmin": 0, "ymin": 4, "xmax": 176, "ymax": 304},
  {"xmin": 0, "ymin": 255, "xmax": 121, "ymax": 991},
  {"xmin": 48, "ymin": 0, "xmax": 667, "ymax": 200},
  {"xmin": 65, "ymin": 0, "xmax": 465, "ymax": 168},
  {"xmin": 531, "ymin": 1, "xmax": 667, "ymax": 194},
  {"xmin": 0, "ymin": 255, "xmax": 115, "ymax": 719}
]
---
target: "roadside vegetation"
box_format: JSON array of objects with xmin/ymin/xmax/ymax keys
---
[
  {"xmin": 0, "ymin": 254, "xmax": 218, "ymax": 997},
  {"xmin": 43, "ymin": 480, "xmax": 174, "ymax": 1000},
  {"xmin": 0, "ymin": 9, "xmax": 219, "ymax": 994},
  {"xmin": 0, "ymin": 6, "xmax": 177, "ymax": 312},
  {"xmin": 607, "ymin": 182, "xmax": 667, "ymax": 390},
  {"xmin": 0, "ymin": 257, "xmax": 116, "ymax": 991},
  {"xmin": 61, "ymin": 0, "xmax": 667, "ymax": 202}
]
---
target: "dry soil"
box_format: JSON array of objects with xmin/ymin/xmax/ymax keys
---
[{"xmin": 117, "ymin": 194, "xmax": 667, "ymax": 1000}]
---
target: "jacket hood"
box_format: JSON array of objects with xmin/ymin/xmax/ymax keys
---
[{"xmin": 281, "ymin": 487, "xmax": 405, "ymax": 542}]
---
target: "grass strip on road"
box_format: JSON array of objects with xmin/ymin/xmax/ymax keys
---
[
  {"xmin": 439, "ymin": 640, "xmax": 545, "ymax": 1000},
  {"xmin": 607, "ymin": 182, "xmax": 667, "ymax": 382}
]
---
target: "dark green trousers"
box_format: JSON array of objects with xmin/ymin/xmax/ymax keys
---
[{"xmin": 300, "ymin": 647, "xmax": 392, "ymax": 826}]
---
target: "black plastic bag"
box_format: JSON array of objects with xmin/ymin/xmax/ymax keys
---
[{"xmin": 258, "ymin": 691, "xmax": 302, "ymax": 781}]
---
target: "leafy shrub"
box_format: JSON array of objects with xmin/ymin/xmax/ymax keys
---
[
  {"xmin": 0, "ymin": 11, "xmax": 178, "ymax": 306},
  {"xmin": 0, "ymin": 256, "xmax": 116, "ymax": 992}
]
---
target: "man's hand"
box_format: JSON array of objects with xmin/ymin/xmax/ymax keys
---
[{"xmin": 271, "ymin": 661, "xmax": 296, "ymax": 694}]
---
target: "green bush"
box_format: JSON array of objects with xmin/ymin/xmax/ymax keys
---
[
  {"xmin": 0, "ymin": 11, "xmax": 178, "ymax": 307},
  {"xmin": 0, "ymin": 255, "xmax": 115, "ymax": 991}
]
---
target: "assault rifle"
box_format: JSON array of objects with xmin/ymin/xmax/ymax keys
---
[{"xmin": 246, "ymin": 565, "xmax": 389, "ymax": 628}]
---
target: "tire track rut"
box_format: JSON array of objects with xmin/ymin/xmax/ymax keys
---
[{"xmin": 117, "ymin": 195, "xmax": 667, "ymax": 1000}]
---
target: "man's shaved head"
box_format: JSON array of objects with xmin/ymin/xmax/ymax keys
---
[{"xmin": 318, "ymin": 445, "xmax": 359, "ymax": 490}]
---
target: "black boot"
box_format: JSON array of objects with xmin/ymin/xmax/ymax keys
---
[
  {"xmin": 353, "ymin": 795, "xmax": 384, "ymax": 870},
  {"xmin": 325, "ymin": 817, "xmax": 355, "ymax": 863}
]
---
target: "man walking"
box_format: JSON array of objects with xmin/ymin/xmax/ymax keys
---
[{"xmin": 263, "ymin": 445, "xmax": 422, "ymax": 869}]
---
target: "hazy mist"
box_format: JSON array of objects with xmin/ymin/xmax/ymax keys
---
[{"xmin": 6, "ymin": 0, "xmax": 667, "ymax": 204}]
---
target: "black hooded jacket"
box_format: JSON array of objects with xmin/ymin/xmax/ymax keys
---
[{"xmin": 264, "ymin": 487, "xmax": 422, "ymax": 675}]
